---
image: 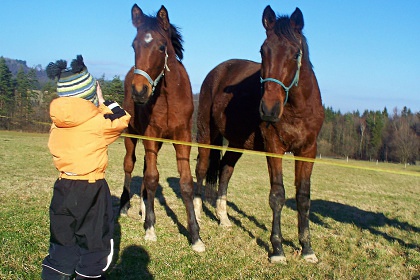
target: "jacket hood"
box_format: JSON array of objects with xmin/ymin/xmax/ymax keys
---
[{"xmin": 50, "ymin": 97, "xmax": 99, "ymax": 128}]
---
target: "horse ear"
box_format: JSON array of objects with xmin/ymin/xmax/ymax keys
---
[
  {"xmin": 290, "ymin": 7, "xmax": 304, "ymax": 34},
  {"xmin": 132, "ymin": 4, "xmax": 144, "ymax": 28},
  {"xmin": 262, "ymin": 5, "xmax": 276, "ymax": 31},
  {"xmin": 157, "ymin": 5, "xmax": 170, "ymax": 31}
]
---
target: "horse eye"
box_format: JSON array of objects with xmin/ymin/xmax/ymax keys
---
[{"xmin": 159, "ymin": 45, "xmax": 166, "ymax": 52}]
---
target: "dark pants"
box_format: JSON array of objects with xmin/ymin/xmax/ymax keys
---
[{"xmin": 42, "ymin": 179, "xmax": 114, "ymax": 279}]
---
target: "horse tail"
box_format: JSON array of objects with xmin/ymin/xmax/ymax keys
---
[{"xmin": 204, "ymin": 133, "xmax": 223, "ymax": 204}]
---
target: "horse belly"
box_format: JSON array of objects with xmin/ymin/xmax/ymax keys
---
[{"xmin": 212, "ymin": 91, "xmax": 262, "ymax": 150}]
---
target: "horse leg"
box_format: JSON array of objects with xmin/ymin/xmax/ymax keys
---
[
  {"xmin": 120, "ymin": 135, "xmax": 138, "ymax": 215},
  {"xmin": 143, "ymin": 141, "xmax": 160, "ymax": 242},
  {"xmin": 216, "ymin": 150, "xmax": 242, "ymax": 227},
  {"xmin": 175, "ymin": 143, "xmax": 205, "ymax": 252},
  {"xmin": 295, "ymin": 152, "xmax": 318, "ymax": 263},
  {"xmin": 194, "ymin": 147, "xmax": 211, "ymax": 222},
  {"xmin": 266, "ymin": 156, "xmax": 287, "ymax": 264},
  {"xmin": 139, "ymin": 157, "xmax": 147, "ymax": 222}
]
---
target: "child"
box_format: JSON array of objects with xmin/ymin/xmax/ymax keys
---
[{"xmin": 41, "ymin": 55, "xmax": 131, "ymax": 280}]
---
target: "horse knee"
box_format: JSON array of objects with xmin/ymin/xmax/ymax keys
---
[
  {"xmin": 195, "ymin": 157, "xmax": 208, "ymax": 180},
  {"xmin": 124, "ymin": 155, "xmax": 136, "ymax": 173},
  {"xmin": 180, "ymin": 180, "xmax": 194, "ymax": 198},
  {"xmin": 296, "ymin": 192, "xmax": 311, "ymax": 213},
  {"xmin": 269, "ymin": 188, "xmax": 286, "ymax": 211},
  {"xmin": 144, "ymin": 172, "xmax": 159, "ymax": 191}
]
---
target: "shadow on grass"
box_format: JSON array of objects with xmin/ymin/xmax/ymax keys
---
[
  {"xmin": 168, "ymin": 177, "xmax": 299, "ymax": 254},
  {"xmin": 119, "ymin": 176, "xmax": 190, "ymax": 240},
  {"xmin": 109, "ymin": 195, "xmax": 153, "ymax": 279},
  {"xmin": 285, "ymin": 198, "xmax": 420, "ymax": 250}
]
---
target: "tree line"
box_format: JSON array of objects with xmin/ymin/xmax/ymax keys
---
[
  {"xmin": 0, "ymin": 57, "xmax": 419, "ymax": 165},
  {"xmin": 0, "ymin": 57, "xmax": 124, "ymax": 133}
]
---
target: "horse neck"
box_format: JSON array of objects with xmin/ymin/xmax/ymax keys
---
[
  {"xmin": 288, "ymin": 61, "xmax": 321, "ymax": 110},
  {"xmin": 161, "ymin": 53, "xmax": 192, "ymax": 97}
]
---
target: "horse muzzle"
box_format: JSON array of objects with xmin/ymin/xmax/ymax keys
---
[
  {"xmin": 131, "ymin": 83, "xmax": 152, "ymax": 104},
  {"xmin": 131, "ymin": 72, "xmax": 153, "ymax": 104},
  {"xmin": 259, "ymin": 100, "xmax": 282, "ymax": 123}
]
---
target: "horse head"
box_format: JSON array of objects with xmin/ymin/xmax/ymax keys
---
[
  {"xmin": 130, "ymin": 4, "xmax": 172, "ymax": 104},
  {"xmin": 260, "ymin": 6, "xmax": 305, "ymax": 122}
]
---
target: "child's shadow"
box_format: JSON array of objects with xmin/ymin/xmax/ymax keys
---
[
  {"xmin": 109, "ymin": 195, "xmax": 153, "ymax": 279},
  {"xmin": 108, "ymin": 243, "xmax": 153, "ymax": 279}
]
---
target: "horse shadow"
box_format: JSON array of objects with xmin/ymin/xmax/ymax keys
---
[
  {"xmin": 285, "ymin": 198, "xmax": 420, "ymax": 250},
  {"xmin": 187, "ymin": 178, "xmax": 420, "ymax": 254},
  {"xmin": 125, "ymin": 176, "xmax": 190, "ymax": 240},
  {"xmin": 167, "ymin": 177, "xmax": 294, "ymax": 253},
  {"xmin": 109, "ymin": 195, "xmax": 153, "ymax": 279}
]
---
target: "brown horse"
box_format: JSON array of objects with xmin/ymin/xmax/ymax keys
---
[
  {"xmin": 120, "ymin": 4, "xmax": 205, "ymax": 253},
  {"xmin": 194, "ymin": 6, "xmax": 324, "ymax": 263}
]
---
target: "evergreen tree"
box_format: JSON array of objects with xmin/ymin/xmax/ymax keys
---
[
  {"xmin": 0, "ymin": 57, "xmax": 14, "ymax": 118},
  {"xmin": 15, "ymin": 66, "xmax": 29, "ymax": 121},
  {"xmin": 104, "ymin": 75, "xmax": 124, "ymax": 104}
]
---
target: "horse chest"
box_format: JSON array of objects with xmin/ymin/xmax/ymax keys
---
[
  {"xmin": 146, "ymin": 96, "xmax": 192, "ymax": 132},
  {"xmin": 263, "ymin": 118, "xmax": 311, "ymax": 152}
]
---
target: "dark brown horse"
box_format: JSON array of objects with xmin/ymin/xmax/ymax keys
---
[
  {"xmin": 120, "ymin": 4, "xmax": 205, "ymax": 252},
  {"xmin": 194, "ymin": 6, "xmax": 324, "ymax": 263}
]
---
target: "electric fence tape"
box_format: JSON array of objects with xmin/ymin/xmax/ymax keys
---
[{"xmin": 121, "ymin": 133, "xmax": 420, "ymax": 178}]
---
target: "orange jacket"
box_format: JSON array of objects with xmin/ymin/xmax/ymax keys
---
[{"xmin": 48, "ymin": 97, "xmax": 131, "ymax": 181}]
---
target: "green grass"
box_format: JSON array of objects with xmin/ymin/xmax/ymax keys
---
[{"xmin": 0, "ymin": 131, "xmax": 419, "ymax": 279}]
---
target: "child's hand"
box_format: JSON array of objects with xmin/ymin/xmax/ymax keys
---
[{"xmin": 96, "ymin": 81, "xmax": 105, "ymax": 105}]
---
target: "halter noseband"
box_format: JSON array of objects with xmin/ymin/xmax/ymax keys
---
[
  {"xmin": 260, "ymin": 49, "xmax": 302, "ymax": 105},
  {"xmin": 133, "ymin": 49, "xmax": 170, "ymax": 93}
]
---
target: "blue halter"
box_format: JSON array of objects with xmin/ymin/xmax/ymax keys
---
[
  {"xmin": 133, "ymin": 49, "xmax": 170, "ymax": 93},
  {"xmin": 260, "ymin": 49, "xmax": 302, "ymax": 105}
]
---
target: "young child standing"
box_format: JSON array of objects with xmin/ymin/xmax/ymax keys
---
[{"xmin": 42, "ymin": 55, "xmax": 130, "ymax": 280}]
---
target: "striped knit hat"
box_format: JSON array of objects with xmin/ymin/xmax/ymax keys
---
[{"xmin": 46, "ymin": 55, "xmax": 98, "ymax": 106}]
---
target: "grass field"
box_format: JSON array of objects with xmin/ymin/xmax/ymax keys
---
[{"xmin": 0, "ymin": 130, "xmax": 419, "ymax": 279}]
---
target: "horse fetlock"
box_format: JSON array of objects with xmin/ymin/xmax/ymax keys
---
[
  {"xmin": 144, "ymin": 226, "xmax": 157, "ymax": 241},
  {"xmin": 216, "ymin": 197, "xmax": 232, "ymax": 227},
  {"xmin": 193, "ymin": 197, "xmax": 203, "ymax": 221},
  {"xmin": 140, "ymin": 199, "xmax": 146, "ymax": 223},
  {"xmin": 119, "ymin": 202, "xmax": 130, "ymax": 216}
]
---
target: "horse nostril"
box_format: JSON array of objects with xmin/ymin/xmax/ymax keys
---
[
  {"xmin": 272, "ymin": 101, "xmax": 280, "ymax": 117},
  {"xmin": 260, "ymin": 100, "xmax": 269, "ymax": 116},
  {"xmin": 132, "ymin": 84, "xmax": 149, "ymax": 97}
]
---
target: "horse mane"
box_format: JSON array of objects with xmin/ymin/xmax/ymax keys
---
[
  {"xmin": 139, "ymin": 14, "xmax": 184, "ymax": 61},
  {"xmin": 275, "ymin": 15, "xmax": 312, "ymax": 68}
]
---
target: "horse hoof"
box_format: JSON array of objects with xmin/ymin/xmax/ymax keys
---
[
  {"xmin": 218, "ymin": 215, "xmax": 232, "ymax": 227},
  {"xmin": 192, "ymin": 239, "xmax": 206, "ymax": 253},
  {"xmin": 219, "ymin": 219, "xmax": 232, "ymax": 228},
  {"xmin": 303, "ymin": 253, "xmax": 318, "ymax": 263},
  {"xmin": 270, "ymin": 255, "xmax": 287, "ymax": 264},
  {"xmin": 119, "ymin": 207, "xmax": 128, "ymax": 216},
  {"xmin": 144, "ymin": 227, "xmax": 157, "ymax": 242}
]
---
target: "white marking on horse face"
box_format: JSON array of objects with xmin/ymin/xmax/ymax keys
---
[{"xmin": 144, "ymin": 33, "xmax": 153, "ymax": 44}]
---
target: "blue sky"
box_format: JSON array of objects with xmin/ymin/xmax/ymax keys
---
[{"xmin": 1, "ymin": 1, "xmax": 419, "ymax": 113}]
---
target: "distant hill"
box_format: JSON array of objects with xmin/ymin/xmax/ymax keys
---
[{"xmin": 4, "ymin": 57, "xmax": 50, "ymax": 88}]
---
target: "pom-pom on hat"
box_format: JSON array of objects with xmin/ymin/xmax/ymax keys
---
[{"xmin": 46, "ymin": 55, "xmax": 98, "ymax": 106}]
